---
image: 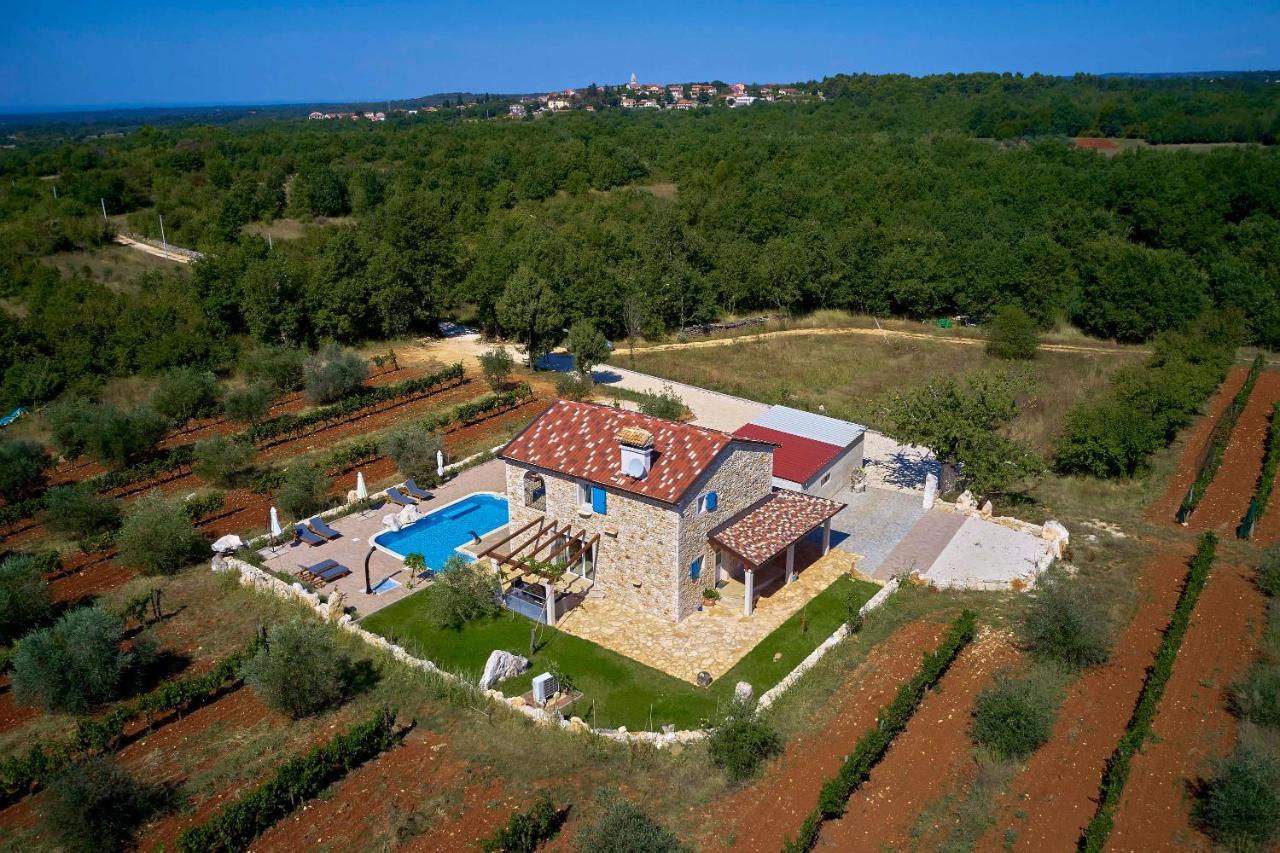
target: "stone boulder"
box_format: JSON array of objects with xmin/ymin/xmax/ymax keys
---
[
  {"xmin": 734, "ymin": 681, "xmax": 755, "ymax": 706},
  {"xmin": 980, "ymin": 500, "xmax": 993, "ymax": 519},
  {"xmin": 922, "ymin": 473, "xmax": 938, "ymax": 510},
  {"xmin": 956, "ymin": 490, "xmax": 977, "ymax": 511},
  {"xmin": 696, "ymin": 671, "xmax": 712, "ymax": 687},
  {"xmin": 479, "ymin": 649, "xmax": 529, "ymax": 690}
]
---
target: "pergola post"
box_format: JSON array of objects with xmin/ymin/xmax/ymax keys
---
[
  {"xmin": 543, "ymin": 581, "xmax": 556, "ymax": 625},
  {"xmin": 743, "ymin": 568, "xmax": 755, "ymax": 616},
  {"xmin": 822, "ymin": 518, "xmax": 832, "ymax": 554},
  {"xmin": 785, "ymin": 544, "xmax": 796, "ymax": 584}
]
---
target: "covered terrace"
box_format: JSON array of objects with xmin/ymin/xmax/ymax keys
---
[
  {"xmin": 710, "ymin": 489, "xmax": 846, "ymax": 616},
  {"xmin": 476, "ymin": 515, "xmax": 599, "ymax": 625}
]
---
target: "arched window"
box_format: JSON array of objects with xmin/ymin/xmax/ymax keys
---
[{"xmin": 523, "ymin": 471, "xmax": 546, "ymax": 511}]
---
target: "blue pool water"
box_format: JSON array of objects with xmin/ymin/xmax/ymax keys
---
[{"xmin": 375, "ymin": 493, "xmax": 509, "ymax": 570}]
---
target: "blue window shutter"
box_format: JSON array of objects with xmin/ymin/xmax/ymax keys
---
[
  {"xmin": 706, "ymin": 491, "xmax": 718, "ymax": 511},
  {"xmin": 592, "ymin": 486, "xmax": 607, "ymax": 515},
  {"xmin": 690, "ymin": 556, "xmax": 702, "ymax": 581}
]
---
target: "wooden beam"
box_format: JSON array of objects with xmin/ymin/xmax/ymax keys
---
[{"xmin": 476, "ymin": 516, "xmax": 543, "ymax": 560}]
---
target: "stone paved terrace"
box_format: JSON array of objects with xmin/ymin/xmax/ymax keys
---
[
  {"xmin": 258, "ymin": 460, "xmax": 507, "ymax": 618},
  {"xmin": 554, "ymin": 548, "xmax": 867, "ymax": 684},
  {"xmin": 830, "ymin": 485, "xmax": 926, "ymax": 576}
]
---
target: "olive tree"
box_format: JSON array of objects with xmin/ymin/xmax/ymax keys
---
[
  {"xmin": 12, "ymin": 607, "xmax": 129, "ymax": 712},
  {"xmin": 0, "ymin": 439, "xmax": 49, "ymax": 500},
  {"xmin": 192, "ymin": 435, "xmax": 256, "ymax": 486},
  {"xmin": 151, "ymin": 367, "xmax": 221, "ymax": 424},
  {"xmin": 380, "ymin": 423, "xmax": 444, "ymax": 484},
  {"xmin": 277, "ymin": 459, "xmax": 332, "ymax": 519},
  {"xmin": 115, "ymin": 491, "xmax": 206, "ymax": 576},
  {"xmin": 303, "ymin": 343, "xmax": 368, "ymax": 404},
  {"xmin": 0, "ymin": 554, "xmax": 54, "ymax": 643},
  {"xmin": 242, "ymin": 619, "xmax": 350, "ymax": 717}
]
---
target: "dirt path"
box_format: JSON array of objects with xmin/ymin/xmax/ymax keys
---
[
  {"xmin": 1188, "ymin": 371, "xmax": 1280, "ymax": 533},
  {"xmin": 113, "ymin": 233, "xmax": 200, "ymax": 264},
  {"xmin": 817, "ymin": 631, "xmax": 1019, "ymax": 849},
  {"xmin": 704, "ymin": 619, "xmax": 947, "ymax": 852},
  {"xmin": 1148, "ymin": 367, "xmax": 1249, "ymax": 524},
  {"xmin": 980, "ymin": 545, "xmax": 1194, "ymax": 851},
  {"xmin": 632, "ymin": 325, "xmax": 1148, "ymax": 358},
  {"xmin": 1107, "ymin": 561, "xmax": 1265, "ymax": 852}
]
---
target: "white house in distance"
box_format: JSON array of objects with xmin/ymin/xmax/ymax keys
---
[{"xmin": 734, "ymin": 406, "xmax": 866, "ymax": 499}]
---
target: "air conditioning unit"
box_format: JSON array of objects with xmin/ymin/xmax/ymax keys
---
[{"xmin": 532, "ymin": 672, "xmax": 559, "ymax": 705}]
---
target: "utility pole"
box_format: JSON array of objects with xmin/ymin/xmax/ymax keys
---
[
  {"xmin": 52, "ymin": 185, "xmax": 58, "ymax": 200},
  {"xmin": 158, "ymin": 213, "xmax": 166, "ymax": 248},
  {"xmin": 267, "ymin": 233, "xmax": 273, "ymax": 251},
  {"xmin": 100, "ymin": 197, "xmax": 107, "ymax": 219}
]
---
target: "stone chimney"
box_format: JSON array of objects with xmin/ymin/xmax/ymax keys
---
[{"xmin": 617, "ymin": 427, "xmax": 654, "ymax": 479}]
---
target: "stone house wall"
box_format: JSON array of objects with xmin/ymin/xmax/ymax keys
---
[
  {"xmin": 504, "ymin": 461, "xmax": 680, "ymax": 618},
  {"xmin": 673, "ymin": 444, "xmax": 775, "ymax": 620}
]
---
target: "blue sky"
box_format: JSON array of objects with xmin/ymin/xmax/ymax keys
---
[{"xmin": 2, "ymin": 1, "xmax": 1278, "ymax": 110}]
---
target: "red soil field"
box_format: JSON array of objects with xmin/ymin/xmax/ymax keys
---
[
  {"xmin": 1074, "ymin": 137, "xmax": 1122, "ymax": 151},
  {"xmin": 1149, "ymin": 366, "xmax": 1248, "ymax": 524},
  {"xmin": 818, "ymin": 631, "xmax": 1019, "ymax": 849},
  {"xmin": 1187, "ymin": 370, "xmax": 1280, "ymax": 534},
  {"xmin": 980, "ymin": 545, "xmax": 1195, "ymax": 851},
  {"xmin": 703, "ymin": 619, "xmax": 948, "ymax": 852},
  {"xmin": 1107, "ymin": 561, "xmax": 1264, "ymax": 852}
]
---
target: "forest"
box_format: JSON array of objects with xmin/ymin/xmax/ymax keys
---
[{"xmin": 0, "ymin": 70, "xmax": 1278, "ymax": 411}]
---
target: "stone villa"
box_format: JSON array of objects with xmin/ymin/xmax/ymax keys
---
[{"xmin": 491, "ymin": 400, "xmax": 845, "ymax": 623}]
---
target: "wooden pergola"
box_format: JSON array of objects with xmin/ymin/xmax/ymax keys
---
[
  {"xmin": 709, "ymin": 489, "xmax": 846, "ymax": 616},
  {"xmin": 477, "ymin": 517, "xmax": 599, "ymax": 624}
]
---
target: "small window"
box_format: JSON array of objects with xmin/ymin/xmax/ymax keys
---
[
  {"xmin": 577, "ymin": 481, "xmax": 590, "ymax": 505},
  {"xmin": 591, "ymin": 486, "xmax": 608, "ymax": 515},
  {"xmin": 698, "ymin": 491, "xmax": 718, "ymax": 514},
  {"xmin": 690, "ymin": 556, "xmax": 703, "ymax": 581},
  {"xmin": 820, "ymin": 473, "xmax": 831, "ymax": 486}
]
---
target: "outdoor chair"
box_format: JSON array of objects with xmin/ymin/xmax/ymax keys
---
[
  {"xmin": 402, "ymin": 479, "xmax": 433, "ymax": 501},
  {"xmin": 307, "ymin": 516, "xmax": 342, "ymax": 540},
  {"xmin": 314, "ymin": 563, "xmax": 352, "ymax": 585},
  {"xmin": 293, "ymin": 523, "xmax": 326, "ymax": 546},
  {"xmin": 297, "ymin": 558, "xmax": 339, "ymax": 580},
  {"xmin": 385, "ymin": 487, "xmax": 418, "ymax": 507}
]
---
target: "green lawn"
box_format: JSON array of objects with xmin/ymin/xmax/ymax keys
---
[{"xmin": 361, "ymin": 575, "xmax": 878, "ymax": 731}]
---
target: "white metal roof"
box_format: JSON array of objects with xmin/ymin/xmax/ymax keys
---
[{"xmin": 749, "ymin": 405, "xmax": 866, "ymax": 449}]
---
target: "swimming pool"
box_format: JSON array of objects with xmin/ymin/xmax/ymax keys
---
[{"xmin": 372, "ymin": 492, "xmax": 509, "ymax": 571}]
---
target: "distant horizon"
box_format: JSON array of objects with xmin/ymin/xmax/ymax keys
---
[
  {"xmin": 3, "ymin": 1, "xmax": 1277, "ymax": 112},
  {"xmin": 2, "ymin": 67, "xmax": 1276, "ymax": 117}
]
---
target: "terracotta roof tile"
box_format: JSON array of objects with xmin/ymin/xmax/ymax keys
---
[
  {"xmin": 711, "ymin": 489, "xmax": 845, "ymax": 567},
  {"xmin": 501, "ymin": 399, "xmax": 771, "ymax": 505}
]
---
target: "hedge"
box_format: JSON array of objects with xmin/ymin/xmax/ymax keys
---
[
  {"xmin": 782, "ymin": 610, "xmax": 978, "ymax": 852},
  {"xmin": 1078, "ymin": 533, "xmax": 1218, "ymax": 851},
  {"xmin": 176, "ymin": 707, "xmax": 399, "ymax": 852},
  {"xmin": 1239, "ymin": 401, "xmax": 1280, "ymax": 539},
  {"xmin": 480, "ymin": 790, "xmax": 562, "ymax": 852},
  {"xmin": 1178, "ymin": 354, "xmax": 1264, "ymax": 522},
  {"xmin": 0, "ymin": 638, "xmax": 261, "ymax": 803}
]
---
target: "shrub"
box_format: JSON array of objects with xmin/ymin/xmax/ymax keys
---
[
  {"xmin": 1229, "ymin": 663, "xmax": 1280, "ymax": 728},
  {"xmin": 1259, "ymin": 546, "xmax": 1280, "ymax": 598},
  {"xmin": 242, "ymin": 344, "xmax": 306, "ymax": 392},
  {"xmin": 42, "ymin": 484, "xmax": 123, "ymax": 539},
  {"xmin": 971, "ymin": 671, "xmax": 1057, "ymax": 760},
  {"xmin": 192, "ymin": 434, "xmax": 256, "ymax": 487},
  {"xmin": 567, "ymin": 318, "xmax": 611, "ymax": 375},
  {"xmin": 1019, "ymin": 573, "xmax": 1110, "ymax": 669},
  {"xmin": 223, "ymin": 382, "xmax": 274, "ymax": 424},
  {"xmin": 637, "ymin": 384, "xmax": 686, "ymax": 420},
  {"xmin": 42, "ymin": 755, "xmax": 158, "ymax": 853},
  {"xmin": 303, "ymin": 343, "xmax": 368, "ymax": 404},
  {"xmin": 424, "ymin": 556, "xmax": 500, "ymax": 630},
  {"xmin": 553, "ymin": 371, "xmax": 594, "ymax": 401},
  {"xmin": 79, "ymin": 405, "xmax": 168, "ymax": 469},
  {"xmin": 44, "ymin": 397, "xmax": 96, "ymax": 458},
  {"xmin": 380, "ymin": 423, "xmax": 444, "ymax": 484},
  {"xmin": 0, "ymin": 554, "xmax": 54, "ymax": 643},
  {"xmin": 12, "ymin": 607, "xmax": 128, "ymax": 712},
  {"xmin": 241, "ymin": 619, "xmax": 350, "ymax": 718},
  {"xmin": 1194, "ymin": 744, "xmax": 1280, "ymax": 850},
  {"xmin": 115, "ymin": 491, "xmax": 206, "ymax": 576},
  {"xmin": 575, "ymin": 792, "xmax": 686, "ymax": 853},
  {"xmin": 478, "ymin": 346, "xmax": 515, "ymax": 391},
  {"xmin": 276, "ymin": 459, "xmax": 332, "ymax": 520},
  {"xmin": 707, "ymin": 698, "xmax": 782, "ymax": 783},
  {"xmin": 481, "ymin": 790, "xmax": 562, "ymax": 853},
  {"xmin": 985, "ymin": 304, "xmax": 1039, "ymax": 360},
  {"xmin": 0, "ymin": 439, "xmax": 49, "ymax": 501},
  {"xmin": 151, "ymin": 367, "xmax": 220, "ymax": 424}
]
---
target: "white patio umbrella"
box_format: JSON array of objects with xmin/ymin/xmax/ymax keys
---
[
  {"xmin": 355, "ymin": 471, "xmax": 368, "ymax": 500},
  {"xmin": 436, "ymin": 450, "xmax": 445, "ymax": 478},
  {"xmin": 269, "ymin": 506, "xmax": 282, "ymax": 537}
]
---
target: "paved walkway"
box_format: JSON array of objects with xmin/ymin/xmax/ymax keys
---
[
  {"xmin": 555, "ymin": 548, "xmax": 862, "ymax": 684},
  {"xmin": 831, "ymin": 486, "xmax": 927, "ymax": 576},
  {"xmin": 260, "ymin": 461, "xmax": 507, "ymax": 618},
  {"xmin": 872, "ymin": 509, "xmax": 967, "ymax": 581}
]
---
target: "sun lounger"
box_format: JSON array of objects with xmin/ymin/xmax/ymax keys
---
[
  {"xmin": 293, "ymin": 524, "xmax": 325, "ymax": 546},
  {"xmin": 314, "ymin": 563, "xmax": 351, "ymax": 583},
  {"xmin": 385, "ymin": 487, "xmax": 418, "ymax": 507},
  {"xmin": 298, "ymin": 558, "xmax": 339, "ymax": 579},
  {"xmin": 402, "ymin": 479, "xmax": 433, "ymax": 501},
  {"xmin": 308, "ymin": 516, "xmax": 342, "ymax": 540}
]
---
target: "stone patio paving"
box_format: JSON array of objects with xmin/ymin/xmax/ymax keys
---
[
  {"xmin": 258, "ymin": 460, "xmax": 507, "ymax": 618},
  {"xmin": 554, "ymin": 548, "xmax": 868, "ymax": 684}
]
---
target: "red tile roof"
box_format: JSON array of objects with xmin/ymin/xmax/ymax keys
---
[
  {"xmin": 711, "ymin": 489, "xmax": 845, "ymax": 567},
  {"xmin": 732, "ymin": 424, "xmax": 842, "ymax": 485},
  {"xmin": 501, "ymin": 400, "xmax": 773, "ymax": 505}
]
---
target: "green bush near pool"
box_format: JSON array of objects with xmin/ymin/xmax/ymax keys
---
[{"xmin": 362, "ymin": 574, "xmax": 878, "ymax": 730}]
